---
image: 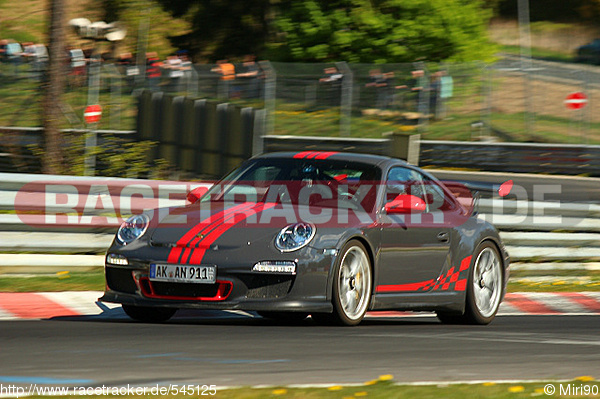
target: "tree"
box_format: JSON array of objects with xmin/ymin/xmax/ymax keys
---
[
  {"xmin": 42, "ymin": 0, "xmax": 67, "ymax": 174},
  {"xmin": 156, "ymin": 0, "xmax": 494, "ymax": 63},
  {"xmin": 269, "ymin": 0, "xmax": 496, "ymax": 63}
]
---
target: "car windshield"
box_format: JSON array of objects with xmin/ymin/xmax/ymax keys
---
[{"xmin": 202, "ymin": 157, "xmax": 382, "ymax": 213}]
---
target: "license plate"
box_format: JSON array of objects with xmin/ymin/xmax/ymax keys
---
[{"xmin": 149, "ymin": 264, "xmax": 216, "ymax": 284}]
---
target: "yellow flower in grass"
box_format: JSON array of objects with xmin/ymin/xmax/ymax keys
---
[
  {"xmin": 271, "ymin": 388, "xmax": 287, "ymax": 395},
  {"xmin": 482, "ymin": 382, "xmax": 496, "ymax": 386},
  {"xmin": 354, "ymin": 392, "xmax": 368, "ymax": 397},
  {"xmin": 364, "ymin": 380, "xmax": 377, "ymax": 386},
  {"xmin": 508, "ymin": 385, "xmax": 524, "ymax": 393},
  {"xmin": 57, "ymin": 271, "xmax": 70, "ymax": 279},
  {"xmin": 575, "ymin": 376, "xmax": 595, "ymax": 382},
  {"xmin": 328, "ymin": 386, "xmax": 343, "ymax": 391},
  {"xmin": 378, "ymin": 374, "xmax": 394, "ymax": 381}
]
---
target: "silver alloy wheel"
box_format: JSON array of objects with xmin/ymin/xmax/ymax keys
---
[
  {"xmin": 337, "ymin": 245, "xmax": 371, "ymax": 321},
  {"xmin": 472, "ymin": 247, "xmax": 502, "ymax": 318}
]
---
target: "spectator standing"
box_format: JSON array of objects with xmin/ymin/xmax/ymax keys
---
[
  {"xmin": 439, "ymin": 71, "xmax": 453, "ymax": 119},
  {"xmin": 211, "ymin": 59, "xmax": 236, "ymax": 99},
  {"xmin": 365, "ymin": 69, "xmax": 390, "ymax": 109},
  {"xmin": 408, "ymin": 69, "xmax": 427, "ymax": 113},
  {"xmin": 164, "ymin": 55, "xmax": 184, "ymax": 92},
  {"xmin": 146, "ymin": 52, "xmax": 162, "ymax": 91},
  {"xmin": 236, "ymin": 55, "xmax": 260, "ymax": 99},
  {"xmin": 319, "ymin": 66, "xmax": 343, "ymax": 106},
  {"xmin": 429, "ymin": 71, "xmax": 441, "ymax": 119}
]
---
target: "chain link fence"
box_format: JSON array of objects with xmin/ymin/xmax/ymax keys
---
[{"xmin": 1, "ymin": 55, "xmax": 600, "ymax": 144}]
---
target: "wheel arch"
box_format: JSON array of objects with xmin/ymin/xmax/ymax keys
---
[{"xmin": 325, "ymin": 234, "xmax": 376, "ymax": 303}]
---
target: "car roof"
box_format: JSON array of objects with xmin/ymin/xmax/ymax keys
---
[{"xmin": 257, "ymin": 151, "xmax": 404, "ymax": 167}]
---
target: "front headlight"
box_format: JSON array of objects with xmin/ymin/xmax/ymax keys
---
[
  {"xmin": 117, "ymin": 214, "xmax": 150, "ymax": 245},
  {"xmin": 275, "ymin": 222, "xmax": 316, "ymax": 252}
]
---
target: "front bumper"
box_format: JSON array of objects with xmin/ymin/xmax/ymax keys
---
[{"xmin": 100, "ymin": 245, "xmax": 336, "ymax": 313}]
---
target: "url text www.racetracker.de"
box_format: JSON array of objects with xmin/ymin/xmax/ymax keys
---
[{"xmin": 0, "ymin": 384, "xmax": 218, "ymax": 397}]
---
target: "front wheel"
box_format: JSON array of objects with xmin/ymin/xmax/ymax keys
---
[
  {"xmin": 122, "ymin": 305, "xmax": 177, "ymax": 323},
  {"xmin": 314, "ymin": 240, "xmax": 372, "ymax": 326}
]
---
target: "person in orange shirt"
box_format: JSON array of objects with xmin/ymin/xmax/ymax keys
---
[{"xmin": 211, "ymin": 59, "xmax": 237, "ymax": 98}]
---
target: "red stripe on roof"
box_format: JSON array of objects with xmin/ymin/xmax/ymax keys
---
[
  {"xmin": 0, "ymin": 293, "xmax": 80, "ymax": 319},
  {"xmin": 293, "ymin": 151, "xmax": 313, "ymax": 159},
  {"xmin": 314, "ymin": 151, "xmax": 338, "ymax": 159}
]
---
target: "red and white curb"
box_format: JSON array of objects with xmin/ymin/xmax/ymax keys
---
[{"xmin": 0, "ymin": 292, "xmax": 599, "ymax": 321}]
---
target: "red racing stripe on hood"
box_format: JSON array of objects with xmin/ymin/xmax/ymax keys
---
[
  {"xmin": 167, "ymin": 202, "xmax": 256, "ymax": 263},
  {"xmin": 187, "ymin": 202, "xmax": 277, "ymax": 265}
]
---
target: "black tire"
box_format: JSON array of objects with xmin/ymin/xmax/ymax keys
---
[
  {"xmin": 257, "ymin": 311, "xmax": 309, "ymax": 323},
  {"xmin": 437, "ymin": 241, "xmax": 503, "ymax": 325},
  {"xmin": 122, "ymin": 305, "xmax": 177, "ymax": 323},
  {"xmin": 315, "ymin": 240, "xmax": 372, "ymax": 326}
]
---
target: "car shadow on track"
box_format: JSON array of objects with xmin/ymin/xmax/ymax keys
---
[{"xmin": 48, "ymin": 309, "xmax": 441, "ymax": 327}]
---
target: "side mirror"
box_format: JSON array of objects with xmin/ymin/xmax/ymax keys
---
[
  {"xmin": 186, "ymin": 186, "xmax": 208, "ymax": 204},
  {"xmin": 385, "ymin": 194, "xmax": 426, "ymax": 214}
]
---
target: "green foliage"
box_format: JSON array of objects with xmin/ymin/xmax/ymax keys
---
[
  {"xmin": 154, "ymin": 0, "xmax": 495, "ymax": 63},
  {"xmin": 29, "ymin": 134, "xmax": 171, "ymax": 178},
  {"xmin": 269, "ymin": 0, "xmax": 496, "ymax": 63}
]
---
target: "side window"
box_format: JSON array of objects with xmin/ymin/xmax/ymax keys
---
[
  {"xmin": 386, "ymin": 167, "xmax": 427, "ymax": 208},
  {"xmin": 421, "ymin": 176, "xmax": 456, "ymax": 212}
]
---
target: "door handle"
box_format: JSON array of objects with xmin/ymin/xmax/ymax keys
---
[{"xmin": 437, "ymin": 231, "xmax": 449, "ymax": 243}]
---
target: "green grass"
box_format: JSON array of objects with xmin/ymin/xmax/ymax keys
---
[
  {"xmin": 0, "ymin": 271, "xmax": 105, "ymax": 292},
  {"xmin": 26, "ymin": 378, "xmax": 600, "ymax": 399}
]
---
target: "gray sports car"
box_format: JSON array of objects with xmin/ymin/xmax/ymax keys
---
[{"xmin": 101, "ymin": 151, "xmax": 509, "ymax": 326}]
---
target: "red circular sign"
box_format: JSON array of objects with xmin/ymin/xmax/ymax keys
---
[
  {"xmin": 564, "ymin": 92, "xmax": 588, "ymax": 110},
  {"xmin": 84, "ymin": 104, "xmax": 102, "ymax": 124}
]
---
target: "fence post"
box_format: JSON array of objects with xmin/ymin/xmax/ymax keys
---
[
  {"xmin": 252, "ymin": 109, "xmax": 266, "ymax": 156},
  {"xmin": 414, "ymin": 61, "xmax": 429, "ymax": 132},
  {"xmin": 335, "ymin": 61, "xmax": 353, "ymax": 137},
  {"xmin": 390, "ymin": 133, "xmax": 421, "ymax": 165},
  {"xmin": 259, "ymin": 61, "xmax": 276, "ymax": 136}
]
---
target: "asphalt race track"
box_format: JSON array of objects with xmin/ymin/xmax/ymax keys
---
[{"xmin": 1, "ymin": 315, "xmax": 598, "ymax": 388}]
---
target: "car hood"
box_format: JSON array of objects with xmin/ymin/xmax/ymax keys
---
[{"xmin": 148, "ymin": 201, "xmax": 372, "ymax": 248}]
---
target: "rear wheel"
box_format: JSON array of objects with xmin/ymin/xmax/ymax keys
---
[
  {"xmin": 437, "ymin": 242, "xmax": 503, "ymax": 325},
  {"xmin": 122, "ymin": 305, "xmax": 177, "ymax": 323},
  {"xmin": 313, "ymin": 240, "xmax": 372, "ymax": 326}
]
